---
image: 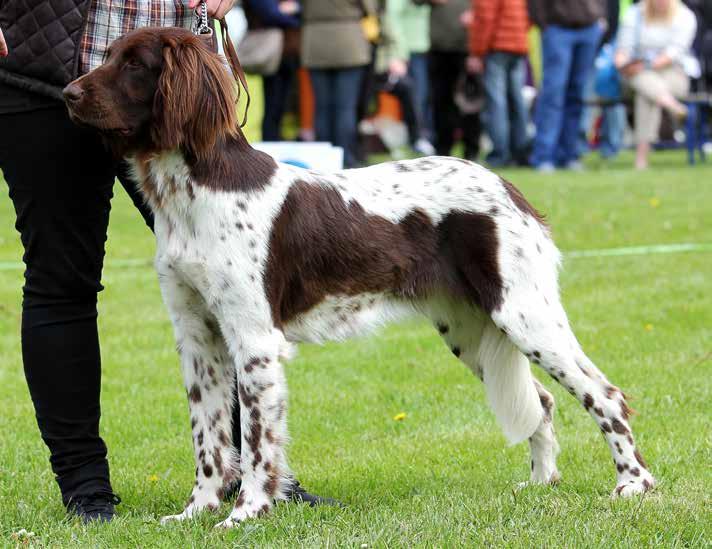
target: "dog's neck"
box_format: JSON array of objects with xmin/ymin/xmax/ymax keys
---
[{"xmin": 130, "ymin": 134, "xmax": 278, "ymax": 212}]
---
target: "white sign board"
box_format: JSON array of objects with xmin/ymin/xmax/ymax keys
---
[{"xmin": 253, "ymin": 142, "xmax": 344, "ymax": 171}]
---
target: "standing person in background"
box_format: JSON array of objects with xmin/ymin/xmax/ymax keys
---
[
  {"xmin": 417, "ymin": 0, "xmax": 481, "ymax": 160},
  {"xmin": 615, "ymin": 0, "xmax": 698, "ymax": 169},
  {"xmin": 528, "ymin": 0, "xmax": 606, "ymax": 172},
  {"xmin": 388, "ymin": 0, "xmax": 434, "ymax": 142},
  {"xmin": 376, "ymin": 0, "xmax": 436, "ymax": 155},
  {"xmin": 301, "ymin": 0, "xmax": 374, "ymax": 167},
  {"xmin": 243, "ymin": 0, "xmax": 302, "ymax": 141},
  {"xmin": 596, "ymin": 0, "xmax": 627, "ymax": 160},
  {"xmin": 466, "ymin": 0, "xmax": 531, "ymax": 167}
]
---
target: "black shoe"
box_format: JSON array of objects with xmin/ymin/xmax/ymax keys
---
[
  {"xmin": 286, "ymin": 479, "xmax": 343, "ymax": 508},
  {"xmin": 222, "ymin": 479, "xmax": 343, "ymax": 507},
  {"xmin": 67, "ymin": 491, "xmax": 121, "ymax": 523}
]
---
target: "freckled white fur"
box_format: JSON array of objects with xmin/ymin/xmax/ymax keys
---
[{"xmin": 130, "ymin": 154, "xmax": 655, "ymax": 528}]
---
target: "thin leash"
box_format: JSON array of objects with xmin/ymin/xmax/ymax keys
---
[{"xmin": 191, "ymin": 0, "xmax": 251, "ymax": 128}]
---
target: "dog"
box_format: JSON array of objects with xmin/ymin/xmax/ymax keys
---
[{"xmin": 63, "ymin": 27, "xmax": 655, "ymax": 527}]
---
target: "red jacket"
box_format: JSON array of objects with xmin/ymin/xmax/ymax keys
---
[{"xmin": 469, "ymin": 0, "xmax": 530, "ymax": 57}]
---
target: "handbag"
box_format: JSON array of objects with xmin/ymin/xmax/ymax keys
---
[
  {"xmin": 237, "ymin": 28, "xmax": 284, "ymax": 76},
  {"xmin": 594, "ymin": 43, "xmax": 622, "ymax": 100}
]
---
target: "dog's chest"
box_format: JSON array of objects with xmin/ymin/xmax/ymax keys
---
[{"xmin": 154, "ymin": 201, "xmax": 269, "ymax": 299}]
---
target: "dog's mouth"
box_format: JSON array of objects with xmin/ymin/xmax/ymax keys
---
[{"xmin": 66, "ymin": 108, "xmax": 134, "ymax": 137}]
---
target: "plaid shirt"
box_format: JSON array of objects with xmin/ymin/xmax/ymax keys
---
[{"xmin": 79, "ymin": 1, "xmax": 197, "ymax": 75}]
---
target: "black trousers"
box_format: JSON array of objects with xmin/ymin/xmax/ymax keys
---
[
  {"xmin": 261, "ymin": 57, "xmax": 297, "ymax": 141},
  {"xmin": 0, "ymin": 105, "xmax": 242, "ymax": 505},
  {"xmin": 429, "ymin": 50, "xmax": 481, "ymax": 158}
]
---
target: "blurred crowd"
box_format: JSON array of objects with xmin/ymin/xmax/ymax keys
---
[{"xmin": 233, "ymin": 0, "xmax": 712, "ymax": 170}]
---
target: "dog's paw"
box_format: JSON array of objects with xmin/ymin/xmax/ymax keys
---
[
  {"xmin": 531, "ymin": 468, "xmax": 561, "ymax": 485},
  {"xmin": 160, "ymin": 499, "xmax": 219, "ymax": 524},
  {"xmin": 517, "ymin": 468, "xmax": 561, "ymax": 492},
  {"xmin": 612, "ymin": 474, "xmax": 655, "ymax": 499},
  {"xmin": 214, "ymin": 497, "xmax": 272, "ymax": 528},
  {"xmin": 160, "ymin": 511, "xmax": 192, "ymax": 525}
]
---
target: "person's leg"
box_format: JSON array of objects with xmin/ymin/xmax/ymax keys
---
[
  {"xmin": 387, "ymin": 75, "xmax": 423, "ymax": 144},
  {"xmin": 308, "ymin": 69, "xmax": 333, "ymax": 144},
  {"xmin": 530, "ymin": 25, "xmax": 574, "ymax": 168},
  {"xmin": 507, "ymin": 54, "xmax": 531, "ymax": 162},
  {"xmin": 0, "ymin": 107, "xmax": 117, "ymax": 507},
  {"xmin": 632, "ymin": 90, "xmax": 659, "ymax": 169},
  {"xmin": 333, "ymin": 66, "xmax": 366, "ymax": 168},
  {"xmin": 261, "ymin": 59, "xmax": 298, "ymax": 141},
  {"xmin": 661, "ymin": 66, "xmax": 691, "ymax": 107},
  {"xmin": 483, "ymin": 52, "xmax": 511, "ymax": 166},
  {"xmin": 429, "ymin": 51, "xmax": 459, "ymax": 156},
  {"xmin": 558, "ymin": 23, "xmax": 602, "ymax": 166},
  {"xmin": 599, "ymin": 104, "xmax": 626, "ymax": 159},
  {"xmin": 408, "ymin": 52, "xmax": 433, "ymax": 139},
  {"xmin": 453, "ymin": 51, "xmax": 482, "ymax": 160},
  {"xmin": 261, "ymin": 72, "xmax": 282, "ymax": 141}
]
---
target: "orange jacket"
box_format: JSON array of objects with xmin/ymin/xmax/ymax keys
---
[{"xmin": 468, "ymin": 0, "xmax": 530, "ymax": 57}]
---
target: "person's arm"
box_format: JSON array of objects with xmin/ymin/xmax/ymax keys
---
[
  {"xmin": 384, "ymin": 0, "xmax": 411, "ymax": 63},
  {"xmin": 188, "ymin": 0, "xmax": 236, "ymax": 19},
  {"xmin": 0, "ymin": 27, "xmax": 7, "ymax": 57},
  {"xmin": 656, "ymin": 8, "xmax": 697, "ymax": 69},
  {"xmin": 468, "ymin": 0, "xmax": 499, "ymax": 59},
  {"xmin": 614, "ymin": 6, "xmax": 637, "ymax": 68},
  {"xmin": 247, "ymin": 0, "xmax": 300, "ymax": 28}
]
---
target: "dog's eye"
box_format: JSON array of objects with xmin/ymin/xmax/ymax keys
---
[{"xmin": 125, "ymin": 58, "xmax": 143, "ymax": 69}]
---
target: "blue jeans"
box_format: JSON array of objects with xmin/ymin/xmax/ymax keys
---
[
  {"xmin": 530, "ymin": 23, "xmax": 603, "ymax": 167},
  {"xmin": 408, "ymin": 52, "xmax": 432, "ymax": 139},
  {"xmin": 483, "ymin": 52, "xmax": 530, "ymax": 166},
  {"xmin": 309, "ymin": 67, "xmax": 365, "ymax": 168},
  {"xmin": 598, "ymin": 104, "xmax": 626, "ymax": 158}
]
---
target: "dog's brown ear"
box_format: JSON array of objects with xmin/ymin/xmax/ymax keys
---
[{"xmin": 152, "ymin": 35, "xmax": 238, "ymax": 158}]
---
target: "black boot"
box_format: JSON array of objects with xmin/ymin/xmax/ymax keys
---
[
  {"xmin": 285, "ymin": 479, "xmax": 343, "ymax": 507},
  {"xmin": 67, "ymin": 491, "xmax": 121, "ymax": 523}
]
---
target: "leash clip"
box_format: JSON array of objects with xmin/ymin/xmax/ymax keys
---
[{"xmin": 192, "ymin": 0, "xmax": 213, "ymax": 37}]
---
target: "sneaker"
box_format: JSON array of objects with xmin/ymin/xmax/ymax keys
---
[
  {"xmin": 565, "ymin": 160, "xmax": 584, "ymax": 171},
  {"xmin": 67, "ymin": 491, "xmax": 121, "ymax": 523},
  {"xmin": 412, "ymin": 138, "xmax": 436, "ymax": 156},
  {"xmin": 535, "ymin": 162, "xmax": 556, "ymax": 173}
]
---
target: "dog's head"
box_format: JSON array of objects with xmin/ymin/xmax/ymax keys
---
[{"xmin": 63, "ymin": 27, "xmax": 238, "ymax": 157}]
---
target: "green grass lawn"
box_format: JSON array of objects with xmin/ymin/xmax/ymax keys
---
[{"xmin": 0, "ymin": 151, "xmax": 710, "ymax": 547}]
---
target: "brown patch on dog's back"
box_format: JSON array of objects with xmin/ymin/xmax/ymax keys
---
[{"xmin": 264, "ymin": 181, "xmax": 504, "ymax": 325}]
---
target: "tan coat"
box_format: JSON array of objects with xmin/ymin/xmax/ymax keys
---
[{"xmin": 300, "ymin": 0, "xmax": 375, "ymax": 69}]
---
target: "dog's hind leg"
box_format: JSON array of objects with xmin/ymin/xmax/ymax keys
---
[
  {"xmin": 527, "ymin": 379, "xmax": 560, "ymax": 485},
  {"xmin": 490, "ymin": 287, "xmax": 655, "ymax": 497},
  {"xmin": 430, "ymin": 302, "xmax": 559, "ymax": 484},
  {"xmin": 158, "ymin": 277, "xmax": 239, "ymax": 523}
]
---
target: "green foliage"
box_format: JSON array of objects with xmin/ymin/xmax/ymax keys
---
[{"xmin": 0, "ymin": 151, "xmax": 710, "ymax": 547}]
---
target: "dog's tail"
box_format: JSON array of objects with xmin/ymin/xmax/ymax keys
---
[{"xmin": 477, "ymin": 323, "xmax": 542, "ymax": 445}]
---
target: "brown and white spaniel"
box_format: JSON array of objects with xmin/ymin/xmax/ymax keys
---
[{"xmin": 63, "ymin": 27, "xmax": 654, "ymax": 528}]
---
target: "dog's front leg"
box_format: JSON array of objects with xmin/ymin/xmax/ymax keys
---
[
  {"xmin": 215, "ymin": 327, "xmax": 292, "ymax": 528},
  {"xmin": 158, "ymin": 274, "xmax": 239, "ymax": 523}
]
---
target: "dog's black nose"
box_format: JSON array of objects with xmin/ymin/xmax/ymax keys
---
[{"xmin": 62, "ymin": 83, "xmax": 84, "ymax": 103}]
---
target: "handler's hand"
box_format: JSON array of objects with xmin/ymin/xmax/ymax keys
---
[
  {"xmin": 620, "ymin": 60, "xmax": 644, "ymax": 78},
  {"xmin": 0, "ymin": 28, "xmax": 8, "ymax": 57},
  {"xmin": 466, "ymin": 55, "xmax": 484, "ymax": 74},
  {"xmin": 188, "ymin": 0, "xmax": 235, "ymax": 20}
]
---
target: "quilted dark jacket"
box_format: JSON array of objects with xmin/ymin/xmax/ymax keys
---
[{"xmin": 0, "ymin": 0, "xmax": 91, "ymax": 99}]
